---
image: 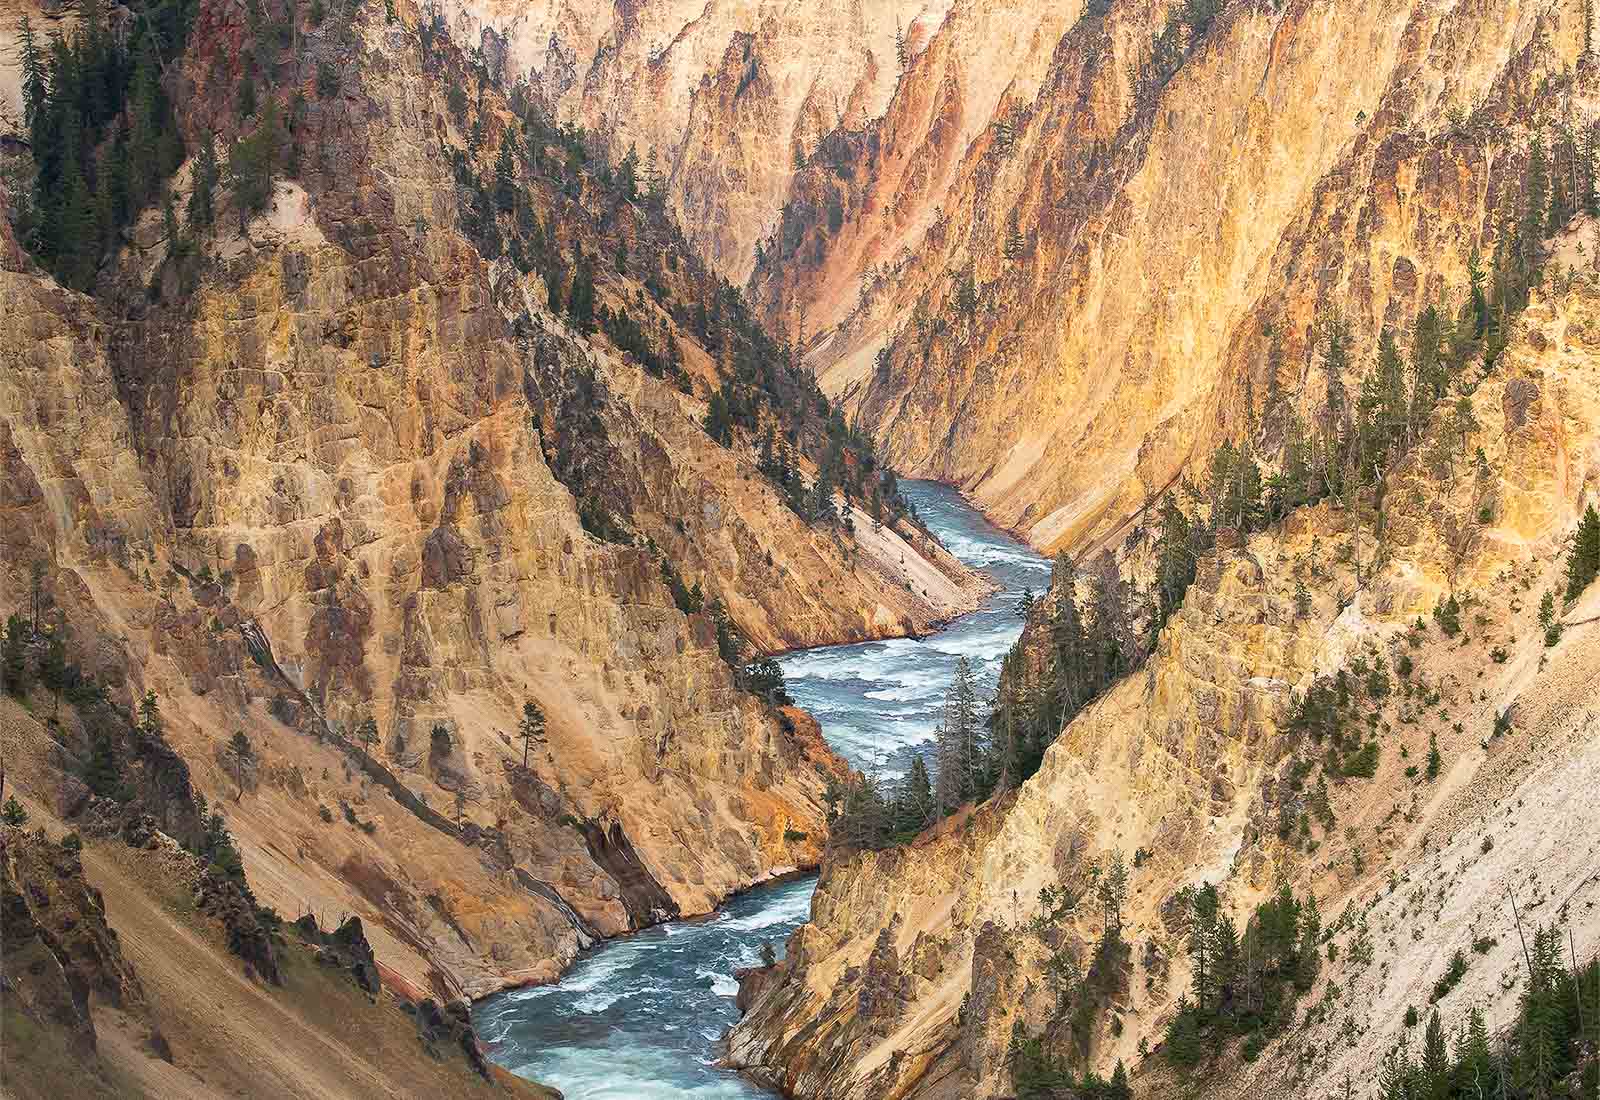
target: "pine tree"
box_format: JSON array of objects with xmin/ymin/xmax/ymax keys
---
[
  {"xmin": 189, "ymin": 133, "xmax": 219, "ymax": 229},
  {"xmin": 1379, "ymin": 1040, "xmax": 1417, "ymax": 1100},
  {"xmin": 1154, "ymin": 496, "xmax": 1196, "ymax": 625},
  {"xmin": 1213, "ymin": 911, "xmax": 1241, "ymax": 1013},
  {"xmin": 1163, "ymin": 993, "xmax": 1203, "ymax": 1066},
  {"xmin": 18, "ymin": 16, "xmax": 45, "ymax": 133},
  {"xmin": 1566, "ymin": 503, "xmax": 1600, "ymax": 598},
  {"xmin": 495, "ymin": 137, "xmax": 518, "ymax": 211},
  {"xmin": 137, "ymin": 690, "xmax": 162, "ymax": 744},
  {"xmin": 1319, "ymin": 308, "xmax": 1353, "ymax": 434},
  {"xmin": 935, "ymin": 656, "xmax": 985, "ymax": 803},
  {"xmin": 1097, "ymin": 849, "xmax": 1129, "ymax": 934},
  {"xmin": 238, "ymin": 72, "xmax": 258, "ymax": 118},
  {"xmin": 356, "ymin": 717, "xmax": 379, "ymax": 763},
  {"xmin": 1454, "ymin": 1006, "xmax": 1494, "ymax": 1097},
  {"xmin": 225, "ymin": 731, "xmax": 254, "ymax": 801},
  {"xmin": 1086, "ymin": 552, "xmax": 1134, "ymax": 687},
  {"xmin": 1108, "ymin": 1059, "xmax": 1132, "ymax": 1100},
  {"xmin": 896, "ymin": 755, "xmax": 934, "ymax": 834},
  {"xmin": 1419, "ymin": 1010, "xmax": 1450, "ymax": 1100},
  {"xmin": 1, "ymin": 614, "xmax": 29, "ymax": 697},
  {"xmin": 54, "ymin": 107, "xmax": 97, "ymax": 288},
  {"xmin": 129, "ymin": 46, "xmax": 162, "ymax": 211},
  {"xmin": 1188, "ymin": 882, "xmax": 1220, "ymax": 1014},
  {"xmin": 518, "ymin": 701, "xmax": 545, "ymax": 767},
  {"xmin": 932, "ymin": 702, "xmax": 963, "ymax": 817}
]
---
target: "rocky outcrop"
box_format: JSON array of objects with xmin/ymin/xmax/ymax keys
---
[
  {"xmin": 727, "ymin": 285, "xmax": 1600, "ymax": 1097},
  {"xmin": 0, "ymin": 828, "xmax": 142, "ymax": 1053}
]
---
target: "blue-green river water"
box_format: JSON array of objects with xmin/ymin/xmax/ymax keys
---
[{"xmin": 475, "ymin": 481, "xmax": 1050, "ymax": 1098}]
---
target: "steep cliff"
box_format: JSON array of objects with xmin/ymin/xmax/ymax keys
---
[
  {"xmin": 0, "ymin": 0, "xmax": 983, "ymax": 1007},
  {"xmin": 758, "ymin": 0, "xmax": 1590, "ymax": 556},
  {"xmin": 0, "ymin": 697, "xmax": 559, "ymax": 1099},
  {"xmin": 421, "ymin": 0, "xmax": 1593, "ymax": 563},
  {"xmin": 727, "ymin": 284, "xmax": 1600, "ymax": 1098}
]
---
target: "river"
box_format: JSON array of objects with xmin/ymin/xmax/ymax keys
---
[{"xmin": 474, "ymin": 481, "xmax": 1051, "ymax": 1098}]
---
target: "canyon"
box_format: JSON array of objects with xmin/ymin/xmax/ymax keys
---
[
  {"xmin": 2, "ymin": 0, "xmax": 1599, "ymax": 1098},
  {"xmin": 0, "ymin": 0, "xmax": 984, "ymax": 1070}
]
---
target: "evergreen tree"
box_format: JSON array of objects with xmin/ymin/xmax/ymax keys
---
[
  {"xmin": 932, "ymin": 657, "xmax": 986, "ymax": 807},
  {"xmin": 2, "ymin": 614, "xmax": 29, "ymax": 696},
  {"xmin": 1419, "ymin": 1010, "xmax": 1450, "ymax": 1100},
  {"xmin": 189, "ymin": 133, "xmax": 219, "ymax": 229},
  {"xmin": 895, "ymin": 754, "xmax": 934, "ymax": 834},
  {"xmin": 1566, "ymin": 503, "xmax": 1600, "ymax": 598},
  {"xmin": 743, "ymin": 657, "xmax": 791, "ymax": 705},
  {"xmin": 1154, "ymin": 495, "xmax": 1196, "ymax": 625},
  {"xmin": 225, "ymin": 731, "xmax": 254, "ymax": 801},
  {"xmin": 1163, "ymin": 993, "xmax": 1203, "ymax": 1066},
  {"xmin": 518, "ymin": 701, "xmax": 545, "ymax": 768},
  {"xmin": 495, "ymin": 137, "xmax": 518, "ymax": 211},
  {"xmin": 355, "ymin": 716, "xmax": 379, "ymax": 763},
  {"xmin": 1188, "ymin": 882, "xmax": 1220, "ymax": 1013},
  {"xmin": 1086, "ymin": 552, "xmax": 1134, "ymax": 687},
  {"xmin": 18, "ymin": 16, "xmax": 45, "ymax": 133},
  {"xmin": 1097, "ymin": 849, "xmax": 1130, "ymax": 935},
  {"xmin": 1379, "ymin": 1041, "xmax": 1418, "ymax": 1100},
  {"xmin": 238, "ymin": 72, "xmax": 258, "ymax": 119},
  {"xmin": 1108, "ymin": 1059, "xmax": 1132, "ymax": 1100}
]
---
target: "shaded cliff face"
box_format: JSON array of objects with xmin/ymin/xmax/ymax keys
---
[
  {"xmin": 0, "ymin": 0, "xmax": 982, "ymax": 1001},
  {"xmin": 755, "ymin": 0, "xmax": 1585, "ymax": 555},
  {"xmin": 0, "ymin": 702, "xmax": 560, "ymax": 1100},
  {"xmin": 727, "ymin": 284, "xmax": 1600, "ymax": 1098},
  {"xmin": 434, "ymin": 0, "xmax": 1075, "ymax": 287}
]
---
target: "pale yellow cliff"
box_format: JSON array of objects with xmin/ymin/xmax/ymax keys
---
[
  {"xmin": 727, "ymin": 283, "xmax": 1600, "ymax": 1098},
  {"xmin": 759, "ymin": 0, "xmax": 1588, "ymax": 558}
]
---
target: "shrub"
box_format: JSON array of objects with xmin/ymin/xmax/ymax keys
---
[
  {"xmin": 1342, "ymin": 741, "xmax": 1380, "ymax": 778},
  {"xmin": 1433, "ymin": 596, "xmax": 1461, "ymax": 637},
  {"xmin": 1429, "ymin": 950, "xmax": 1468, "ymax": 1002}
]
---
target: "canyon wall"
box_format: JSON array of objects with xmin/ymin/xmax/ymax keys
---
[
  {"xmin": 0, "ymin": 0, "xmax": 984, "ymax": 1002},
  {"xmin": 728, "ymin": 283, "xmax": 1600, "ymax": 1097},
  {"xmin": 759, "ymin": 0, "xmax": 1588, "ymax": 554},
  {"xmin": 419, "ymin": 0, "xmax": 1588, "ymax": 566}
]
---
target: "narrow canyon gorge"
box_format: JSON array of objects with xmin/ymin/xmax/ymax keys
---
[{"xmin": 1, "ymin": 1, "xmax": 1597, "ymax": 1099}]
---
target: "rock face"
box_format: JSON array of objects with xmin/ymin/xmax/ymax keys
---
[
  {"xmin": 0, "ymin": 828, "xmax": 143, "ymax": 1053},
  {"xmin": 438, "ymin": 0, "xmax": 936, "ymax": 283},
  {"xmin": 0, "ymin": 0, "xmax": 983, "ymax": 1001},
  {"xmin": 424, "ymin": 0, "xmax": 1585, "ymax": 565},
  {"xmin": 727, "ymin": 286, "xmax": 1600, "ymax": 1097},
  {"xmin": 753, "ymin": 0, "xmax": 1588, "ymax": 554}
]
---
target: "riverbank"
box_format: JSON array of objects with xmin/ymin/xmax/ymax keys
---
[{"xmin": 475, "ymin": 482, "xmax": 1050, "ymax": 1098}]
